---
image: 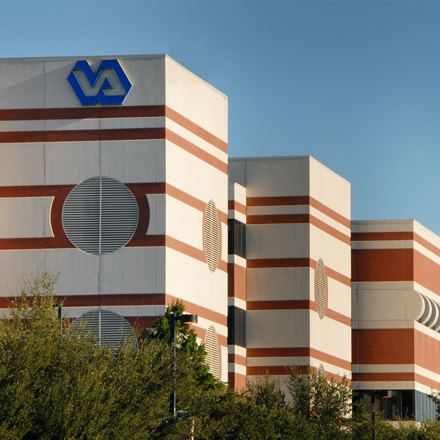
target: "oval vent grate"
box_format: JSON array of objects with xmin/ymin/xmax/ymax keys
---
[
  {"xmin": 69, "ymin": 308, "xmax": 138, "ymax": 351},
  {"xmin": 318, "ymin": 364, "xmax": 325, "ymax": 378},
  {"xmin": 204, "ymin": 199, "xmax": 220, "ymax": 272},
  {"xmin": 62, "ymin": 176, "xmax": 139, "ymax": 255},
  {"xmin": 205, "ymin": 325, "xmax": 220, "ymax": 379},
  {"xmin": 315, "ymin": 258, "xmax": 327, "ymax": 320}
]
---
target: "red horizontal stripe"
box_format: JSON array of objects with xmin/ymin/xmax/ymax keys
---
[
  {"xmin": 166, "ymin": 129, "xmax": 227, "ymax": 174},
  {"xmin": 228, "ymin": 353, "xmax": 247, "ymax": 366},
  {"xmin": 0, "ymin": 128, "xmax": 226, "ymax": 175},
  {"xmin": 3, "ymin": 292, "xmax": 227, "ymax": 336},
  {"xmin": 326, "ymin": 309, "xmax": 351, "ymax": 327},
  {"xmin": 194, "ymin": 325, "xmax": 227, "ymax": 348},
  {"xmin": 0, "ymin": 105, "xmax": 227, "ymax": 154},
  {"xmin": 414, "ymin": 233, "xmax": 440, "ymax": 260},
  {"xmin": 228, "ymin": 263, "xmax": 247, "ymax": 301},
  {"xmin": 125, "ymin": 316, "xmax": 158, "ymax": 329},
  {"xmin": 246, "ymin": 300, "xmax": 350, "ymax": 326},
  {"xmin": 247, "ymin": 214, "xmax": 309, "ymax": 224},
  {"xmin": 247, "ymin": 366, "xmax": 292, "ymax": 376},
  {"xmin": 246, "ymin": 365, "xmax": 351, "ymax": 384},
  {"xmin": 246, "ymin": 300, "xmax": 311, "ymax": 310},
  {"xmin": 247, "ymin": 196, "xmax": 309, "ymax": 207},
  {"xmin": 0, "ymin": 127, "xmax": 166, "ymax": 143},
  {"xmin": 352, "ymin": 231, "xmax": 414, "ymax": 242},
  {"xmin": 0, "ymin": 184, "xmax": 75, "ymax": 198},
  {"xmin": 353, "ymin": 372, "xmax": 415, "ymax": 382},
  {"xmin": 127, "ymin": 235, "xmax": 227, "ymax": 273},
  {"xmin": 165, "ymin": 107, "xmax": 227, "ymax": 154},
  {"xmin": 415, "ymin": 373, "xmax": 440, "ymax": 392},
  {"xmin": 166, "ymin": 294, "xmax": 227, "ymax": 328},
  {"xmin": 1, "ymin": 294, "xmax": 166, "ymax": 310},
  {"xmin": 247, "ymin": 214, "xmax": 350, "ymax": 245},
  {"xmin": 247, "ymin": 196, "xmax": 350, "ymax": 228},
  {"xmin": 247, "ymin": 258, "xmax": 350, "ymax": 287},
  {"xmin": 61, "ymin": 294, "xmax": 165, "ymax": 308},
  {"xmin": 325, "ymin": 266, "xmax": 351, "ymax": 288},
  {"xmin": 247, "ymin": 347, "xmax": 309, "ymax": 357},
  {"xmin": 0, "ymin": 105, "xmax": 166, "ymax": 121},
  {"xmin": 228, "ymin": 200, "xmax": 246, "ymax": 216},
  {"xmin": 0, "ymin": 232, "xmax": 227, "ymax": 276},
  {"xmin": 310, "ymin": 216, "xmax": 350, "ymax": 245},
  {"xmin": 166, "ymin": 184, "xmax": 228, "ymax": 224},
  {"xmin": 0, "ymin": 237, "xmax": 72, "ymax": 250},
  {"xmin": 312, "ymin": 198, "xmax": 350, "ymax": 229},
  {"xmin": 247, "ymin": 347, "xmax": 351, "ymax": 371},
  {"xmin": 229, "ymin": 373, "xmax": 247, "ymax": 392},
  {"xmin": 351, "ymin": 231, "xmax": 440, "ymax": 267},
  {"xmin": 247, "ymin": 257, "xmax": 312, "ymax": 269},
  {"xmin": 0, "ymin": 183, "xmax": 227, "ymax": 262}
]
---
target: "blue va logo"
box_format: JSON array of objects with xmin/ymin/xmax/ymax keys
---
[{"xmin": 67, "ymin": 60, "xmax": 132, "ymax": 106}]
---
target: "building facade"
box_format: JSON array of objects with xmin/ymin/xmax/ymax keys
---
[
  {"xmin": 0, "ymin": 54, "xmax": 228, "ymax": 381},
  {"xmin": 0, "ymin": 54, "xmax": 437, "ymax": 420}
]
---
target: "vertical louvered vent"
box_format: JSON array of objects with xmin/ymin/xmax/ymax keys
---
[
  {"xmin": 204, "ymin": 199, "xmax": 220, "ymax": 272},
  {"xmin": 315, "ymin": 258, "xmax": 327, "ymax": 320},
  {"xmin": 318, "ymin": 364, "xmax": 325, "ymax": 378},
  {"xmin": 205, "ymin": 325, "xmax": 220, "ymax": 379},
  {"xmin": 70, "ymin": 308, "xmax": 138, "ymax": 350},
  {"xmin": 62, "ymin": 176, "xmax": 138, "ymax": 255}
]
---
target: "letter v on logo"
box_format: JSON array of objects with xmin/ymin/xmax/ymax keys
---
[{"xmin": 67, "ymin": 60, "xmax": 132, "ymax": 106}]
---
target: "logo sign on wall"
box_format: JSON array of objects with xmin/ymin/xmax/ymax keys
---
[{"xmin": 67, "ymin": 59, "xmax": 132, "ymax": 106}]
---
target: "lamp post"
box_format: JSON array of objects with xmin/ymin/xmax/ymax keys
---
[
  {"xmin": 52, "ymin": 303, "xmax": 63, "ymax": 334},
  {"xmin": 169, "ymin": 313, "xmax": 198, "ymax": 416}
]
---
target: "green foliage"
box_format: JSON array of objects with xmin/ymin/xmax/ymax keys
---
[
  {"xmin": 193, "ymin": 376, "xmax": 311, "ymax": 440},
  {"xmin": 0, "ymin": 271, "xmax": 181, "ymax": 439},
  {"xmin": 149, "ymin": 300, "xmax": 221, "ymax": 391},
  {"xmin": 7, "ymin": 272, "xmax": 440, "ymax": 439},
  {"xmin": 288, "ymin": 365, "xmax": 352, "ymax": 439}
]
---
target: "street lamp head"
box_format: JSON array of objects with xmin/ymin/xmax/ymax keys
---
[{"xmin": 180, "ymin": 314, "xmax": 198, "ymax": 324}]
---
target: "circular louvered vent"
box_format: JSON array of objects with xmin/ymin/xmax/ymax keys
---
[
  {"xmin": 62, "ymin": 176, "xmax": 139, "ymax": 255},
  {"xmin": 69, "ymin": 308, "xmax": 138, "ymax": 350},
  {"xmin": 205, "ymin": 325, "xmax": 220, "ymax": 379},
  {"xmin": 204, "ymin": 200, "xmax": 220, "ymax": 272},
  {"xmin": 315, "ymin": 258, "xmax": 327, "ymax": 320}
]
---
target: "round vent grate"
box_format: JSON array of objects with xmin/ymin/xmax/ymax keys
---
[
  {"xmin": 205, "ymin": 325, "xmax": 220, "ymax": 379},
  {"xmin": 203, "ymin": 199, "xmax": 220, "ymax": 272},
  {"xmin": 69, "ymin": 308, "xmax": 138, "ymax": 350},
  {"xmin": 62, "ymin": 176, "xmax": 139, "ymax": 255},
  {"xmin": 315, "ymin": 258, "xmax": 327, "ymax": 320}
]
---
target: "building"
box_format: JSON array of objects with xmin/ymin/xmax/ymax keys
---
[
  {"xmin": 0, "ymin": 54, "xmax": 228, "ymax": 381},
  {"xmin": 228, "ymin": 156, "xmax": 351, "ymax": 392},
  {"xmin": 0, "ymin": 54, "xmax": 437, "ymax": 421},
  {"xmin": 352, "ymin": 219, "xmax": 440, "ymax": 420}
]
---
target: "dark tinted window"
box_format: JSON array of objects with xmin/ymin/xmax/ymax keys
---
[
  {"xmin": 227, "ymin": 306, "xmax": 246, "ymax": 347},
  {"xmin": 228, "ymin": 219, "xmax": 246, "ymax": 258}
]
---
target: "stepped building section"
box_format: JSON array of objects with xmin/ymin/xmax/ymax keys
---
[{"xmin": 0, "ymin": 54, "xmax": 438, "ymax": 421}]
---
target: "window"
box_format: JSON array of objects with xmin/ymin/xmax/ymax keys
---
[
  {"xmin": 228, "ymin": 219, "xmax": 246, "ymax": 258},
  {"xmin": 227, "ymin": 306, "xmax": 246, "ymax": 347}
]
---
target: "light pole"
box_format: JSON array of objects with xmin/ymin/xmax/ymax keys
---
[
  {"xmin": 53, "ymin": 303, "xmax": 63, "ymax": 334},
  {"xmin": 169, "ymin": 313, "xmax": 198, "ymax": 416}
]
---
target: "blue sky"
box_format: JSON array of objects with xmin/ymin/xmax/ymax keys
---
[{"xmin": 2, "ymin": 1, "xmax": 440, "ymax": 232}]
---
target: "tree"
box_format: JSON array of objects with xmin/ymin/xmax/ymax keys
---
[
  {"xmin": 149, "ymin": 300, "xmax": 221, "ymax": 391},
  {"xmin": 0, "ymin": 271, "xmax": 181, "ymax": 439},
  {"xmin": 288, "ymin": 366, "xmax": 352, "ymax": 440}
]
